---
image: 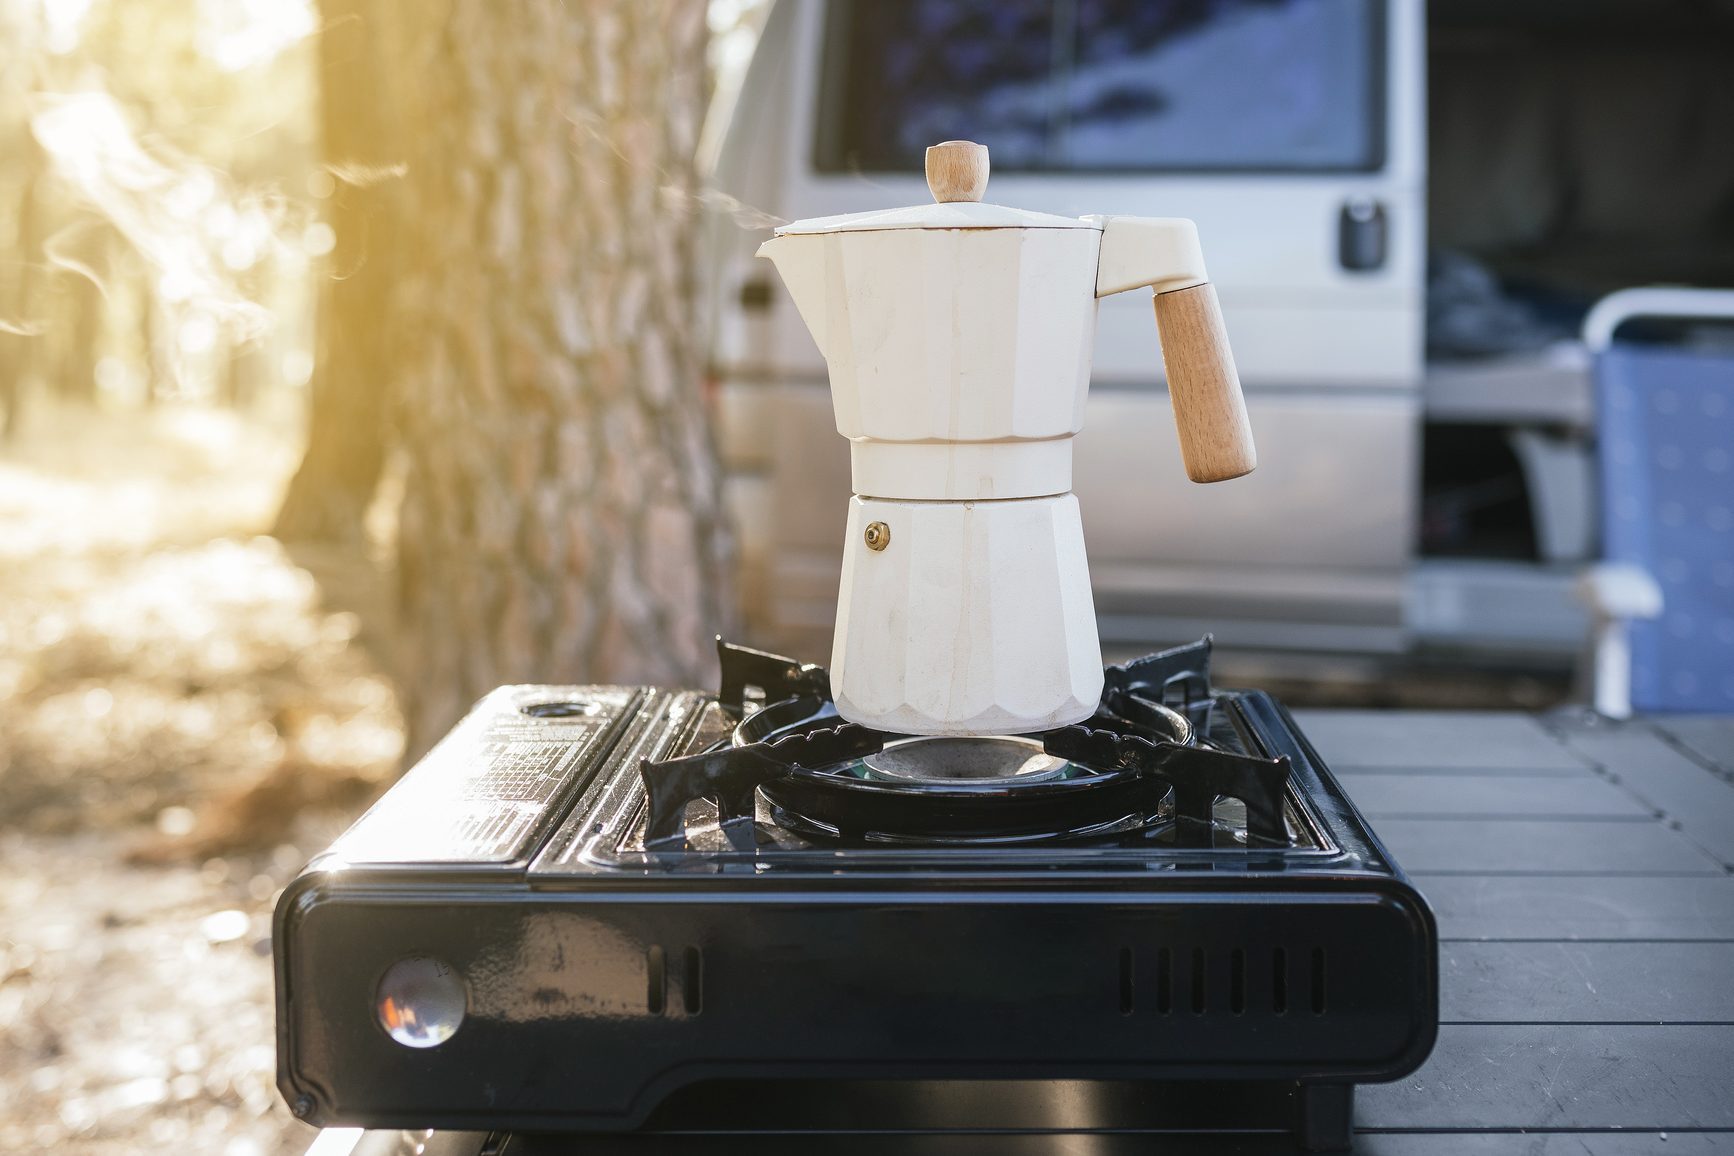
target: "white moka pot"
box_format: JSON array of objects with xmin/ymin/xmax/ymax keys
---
[{"xmin": 757, "ymin": 140, "xmax": 1256, "ymax": 736}]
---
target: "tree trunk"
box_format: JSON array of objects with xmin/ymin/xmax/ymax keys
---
[
  {"xmin": 272, "ymin": 0, "xmax": 399, "ymax": 542},
  {"xmin": 54, "ymin": 269, "xmax": 101, "ymax": 403},
  {"xmin": 0, "ymin": 1, "xmax": 40, "ymax": 439},
  {"xmin": 140, "ymin": 273, "xmax": 166, "ymax": 405},
  {"xmin": 0, "ymin": 153, "xmax": 39, "ymax": 439},
  {"xmin": 385, "ymin": 0, "xmax": 734, "ymax": 752}
]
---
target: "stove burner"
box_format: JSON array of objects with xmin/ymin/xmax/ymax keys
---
[
  {"xmin": 639, "ymin": 637, "xmax": 1292, "ymax": 848},
  {"xmin": 861, "ymin": 735, "xmax": 1071, "ymax": 784}
]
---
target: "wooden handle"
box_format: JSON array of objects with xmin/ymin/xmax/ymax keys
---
[
  {"xmin": 925, "ymin": 140, "xmax": 989, "ymax": 203},
  {"xmin": 1153, "ymin": 283, "xmax": 1256, "ymax": 483}
]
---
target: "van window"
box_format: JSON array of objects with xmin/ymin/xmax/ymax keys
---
[{"xmin": 815, "ymin": 0, "xmax": 1385, "ymax": 174}]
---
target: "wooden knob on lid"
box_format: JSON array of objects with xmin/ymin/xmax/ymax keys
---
[{"xmin": 925, "ymin": 140, "xmax": 989, "ymax": 203}]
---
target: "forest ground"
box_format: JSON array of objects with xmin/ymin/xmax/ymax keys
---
[{"xmin": 0, "ymin": 398, "xmax": 401, "ymax": 1155}]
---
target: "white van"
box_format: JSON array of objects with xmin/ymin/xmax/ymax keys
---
[
  {"xmin": 708, "ymin": 0, "xmax": 1423, "ymax": 657},
  {"xmin": 704, "ymin": 0, "xmax": 1732, "ymax": 663}
]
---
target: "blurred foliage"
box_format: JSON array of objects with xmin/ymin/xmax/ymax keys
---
[
  {"xmin": 1, "ymin": 0, "xmax": 321, "ymax": 417},
  {"xmin": 0, "ymin": 6, "xmax": 367, "ymax": 1151}
]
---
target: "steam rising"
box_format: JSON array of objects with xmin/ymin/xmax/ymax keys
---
[
  {"xmin": 661, "ymin": 184, "xmax": 786, "ymax": 231},
  {"xmin": 29, "ymin": 91, "xmax": 295, "ymax": 384}
]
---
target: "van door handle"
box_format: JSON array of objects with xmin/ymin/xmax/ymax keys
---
[
  {"xmin": 1338, "ymin": 197, "xmax": 1386, "ymax": 272},
  {"xmin": 738, "ymin": 277, "xmax": 774, "ymax": 310}
]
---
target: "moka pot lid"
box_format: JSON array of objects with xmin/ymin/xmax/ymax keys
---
[{"xmin": 773, "ymin": 139, "xmax": 1099, "ymax": 235}]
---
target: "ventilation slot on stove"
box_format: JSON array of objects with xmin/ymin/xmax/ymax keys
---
[
  {"xmin": 1310, "ymin": 947, "xmax": 1328, "ymax": 1015},
  {"xmin": 646, "ymin": 945, "xmax": 667, "ymax": 1015},
  {"xmin": 683, "ymin": 946, "xmax": 705, "ymax": 1016},
  {"xmin": 1132, "ymin": 945, "xmax": 1325, "ymax": 1016},
  {"xmin": 1138, "ymin": 945, "xmax": 1314, "ymax": 1016}
]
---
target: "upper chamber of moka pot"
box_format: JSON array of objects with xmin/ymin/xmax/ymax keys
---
[{"xmin": 756, "ymin": 141, "xmax": 1253, "ymax": 736}]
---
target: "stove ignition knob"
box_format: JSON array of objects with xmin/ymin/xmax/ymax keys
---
[
  {"xmin": 376, "ymin": 955, "xmax": 467, "ymax": 1048},
  {"xmin": 864, "ymin": 521, "xmax": 891, "ymax": 552}
]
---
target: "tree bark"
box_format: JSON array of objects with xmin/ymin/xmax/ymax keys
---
[
  {"xmin": 273, "ymin": 0, "xmax": 399, "ymax": 542},
  {"xmin": 53, "ymin": 267, "xmax": 101, "ymax": 403},
  {"xmin": 385, "ymin": 0, "xmax": 734, "ymax": 752}
]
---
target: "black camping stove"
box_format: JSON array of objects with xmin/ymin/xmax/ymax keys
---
[{"xmin": 275, "ymin": 638, "xmax": 1436, "ymax": 1152}]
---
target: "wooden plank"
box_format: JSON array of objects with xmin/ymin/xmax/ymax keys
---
[
  {"xmin": 1419, "ymin": 874, "xmax": 1734, "ymax": 941},
  {"xmin": 1441, "ymin": 942, "xmax": 1734, "ymax": 1022},
  {"xmin": 1345, "ymin": 772, "xmax": 1651, "ymax": 819},
  {"xmin": 1376, "ymin": 818, "xmax": 1722, "ymax": 874},
  {"xmin": 1652, "ymin": 716, "xmax": 1734, "ymax": 776},
  {"xmin": 353, "ymin": 1133, "xmax": 488, "ymax": 1156},
  {"xmin": 1336, "ymin": 763, "xmax": 1588, "ymax": 779},
  {"xmin": 1553, "ymin": 721, "xmax": 1734, "ymax": 868},
  {"xmin": 1358, "ymin": 1025, "xmax": 1734, "ymax": 1129},
  {"xmin": 1292, "ymin": 711, "xmax": 1588, "ymax": 771},
  {"xmin": 1354, "ymin": 1134, "xmax": 1733, "ymax": 1155}
]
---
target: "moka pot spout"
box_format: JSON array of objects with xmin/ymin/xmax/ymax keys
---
[{"xmin": 755, "ymin": 235, "xmax": 827, "ymax": 359}]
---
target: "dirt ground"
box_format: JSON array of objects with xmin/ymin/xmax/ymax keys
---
[{"xmin": 0, "ymin": 400, "xmax": 402, "ymax": 1155}]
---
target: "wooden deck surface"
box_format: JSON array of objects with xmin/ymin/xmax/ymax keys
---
[
  {"xmin": 325, "ymin": 710, "xmax": 1734, "ymax": 1155},
  {"xmin": 1300, "ymin": 709, "xmax": 1734, "ymax": 1151}
]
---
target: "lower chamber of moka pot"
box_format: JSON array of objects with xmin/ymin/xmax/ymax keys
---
[{"xmin": 830, "ymin": 493, "xmax": 1106, "ymax": 736}]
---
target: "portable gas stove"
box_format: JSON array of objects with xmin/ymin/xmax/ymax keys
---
[{"xmin": 275, "ymin": 637, "xmax": 1437, "ymax": 1152}]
